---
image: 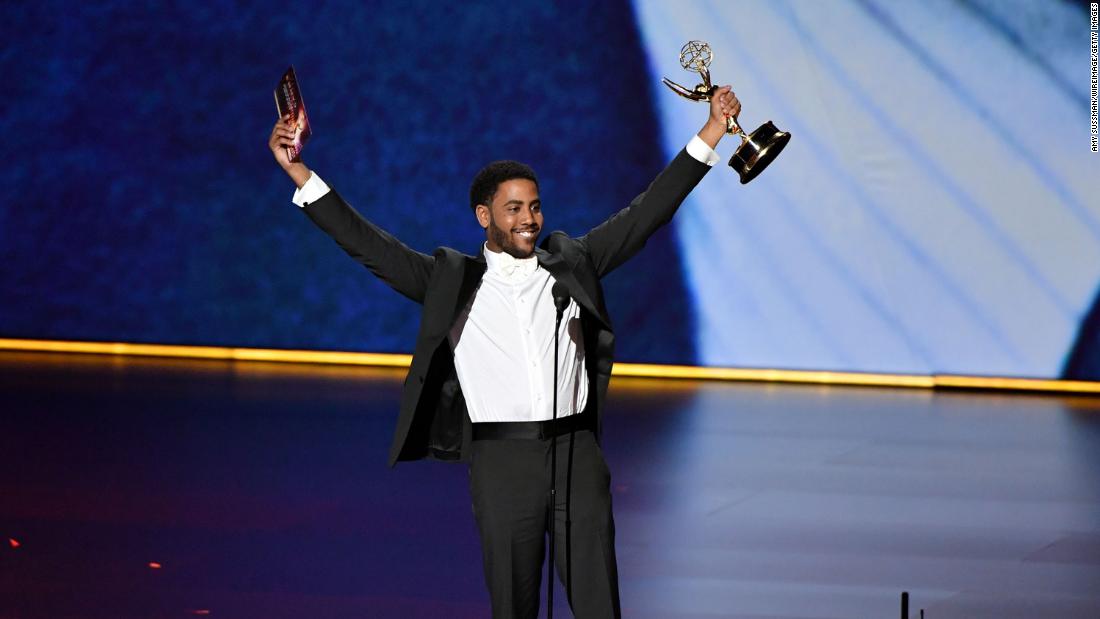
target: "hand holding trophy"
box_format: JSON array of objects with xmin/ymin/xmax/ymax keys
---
[{"xmin": 663, "ymin": 41, "xmax": 790, "ymax": 184}]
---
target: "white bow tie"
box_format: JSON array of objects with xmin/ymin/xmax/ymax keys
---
[{"xmin": 486, "ymin": 246, "xmax": 538, "ymax": 283}]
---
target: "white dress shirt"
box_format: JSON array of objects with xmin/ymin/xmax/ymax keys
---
[
  {"xmin": 291, "ymin": 135, "xmax": 719, "ymax": 422},
  {"xmin": 449, "ymin": 246, "xmax": 588, "ymax": 422}
]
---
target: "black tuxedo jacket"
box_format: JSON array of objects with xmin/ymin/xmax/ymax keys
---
[{"xmin": 302, "ymin": 149, "xmax": 710, "ymax": 466}]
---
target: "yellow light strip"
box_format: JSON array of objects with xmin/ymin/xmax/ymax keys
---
[
  {"xmin": 0, "ymin": 338, "xmax": 411, "ymax": 367},
  {"xmin": 1, "ymin": 337, "xmax": 1097, "ymax": 394},
  {"xmin": 609, "ymin": 362, "xmax": 936, "ymax": 388},
  {"xmin": 933, "ymin": 374, "xmax": 1100, "ymax": 393}
]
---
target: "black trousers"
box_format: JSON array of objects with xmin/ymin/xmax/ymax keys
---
[{"xmin": 469, "ymin": 429, "xmax": 621, "ymax": 619}]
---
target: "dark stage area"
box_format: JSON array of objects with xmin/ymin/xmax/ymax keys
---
[{"xmin": 2, "ymin": 351, "xmax": 1099, "ymax": 618}]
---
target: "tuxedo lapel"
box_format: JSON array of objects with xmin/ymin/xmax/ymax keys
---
[
  {"xmin": 452, "ymin": 252, "xmax": 487, "ymax": 326},
  {"xmin": 417, "ymin": 249, "xmax": 486, "ymax": 343},
  {"xmin": 535, "ymin": 248, "xmax": 609, "ymax": 328}
]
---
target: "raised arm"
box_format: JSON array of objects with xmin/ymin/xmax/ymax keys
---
[
  {"xmin": 270, "ymin": 116, "xmax": 434, "ymax": 303},
  {"xmin": 580, "ymin": 86, "xmax": 740, "ymax": 277}
]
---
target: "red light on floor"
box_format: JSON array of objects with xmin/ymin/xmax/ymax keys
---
[
  {"xmin": 191, "ymin": 611, "xmax": 210, "ymax": 616},
  {"xmin": 8, "ymin": 538, "xmax": 19, "ymax": 548},
  {"xmin": 148, "ymin": 562, "xmax": 162, "ymax": 569}
]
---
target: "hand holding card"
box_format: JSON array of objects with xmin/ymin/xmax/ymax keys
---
[{"xmin": 274, "ymin": 66, "xmax": 312, "ymax": 163}]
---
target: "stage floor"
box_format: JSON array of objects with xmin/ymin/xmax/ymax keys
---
[{"xmin": 1, "ymin": 351, "xmax": 1098, "ymax": 618}]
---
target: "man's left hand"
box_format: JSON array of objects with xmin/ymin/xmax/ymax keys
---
[
  {"xmin": 698, "ymin": 85, "xmax": 741, "ymax": 149},
  {"xmin": 710, "ymin": 85, "xmax": 741, "ymax": 128}
]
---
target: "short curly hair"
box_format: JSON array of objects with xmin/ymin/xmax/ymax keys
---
[{"xmin": 469, "ymin": 160, "xmax": 539, "ymax": 211}]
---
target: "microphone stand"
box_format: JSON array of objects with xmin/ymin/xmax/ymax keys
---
[{"xmin": 548, "ymin": 282, "xmax": 573, "ymax": 619}]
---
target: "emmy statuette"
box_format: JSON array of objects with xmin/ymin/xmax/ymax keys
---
[{"xmin": 662, "ymin": 41, "xmax": 790, "ymax": 184}]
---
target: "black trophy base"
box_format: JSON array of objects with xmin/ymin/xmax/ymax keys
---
[{"xmin": 729, "ymin": 120, "xmax": 791, "ymax": 184}]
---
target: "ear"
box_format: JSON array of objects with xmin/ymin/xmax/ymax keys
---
[{"xmin": 475, "ymin": 204, "xmax": 491, "ymax": 229}]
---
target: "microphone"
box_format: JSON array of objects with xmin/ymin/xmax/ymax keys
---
[{"xmin": 552, "ymin": 282, "xmax": 570, "ymax": 321}]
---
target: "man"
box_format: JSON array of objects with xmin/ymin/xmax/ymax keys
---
[{"xmin": 268, "ymin": 85, "xmax": 739, "ymax": 618}]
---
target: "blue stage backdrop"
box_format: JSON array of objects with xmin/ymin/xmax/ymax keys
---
[
  {"xmin": 3, "ymin": 0, "xmax": 1099, "ymax": 380},
  {"xmin": 1, "ymin": 0, "xmax": 694, "ymax": 364}
]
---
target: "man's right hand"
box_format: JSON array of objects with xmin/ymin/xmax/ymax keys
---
[{"xmin": 269, "ymin": 114, "xmax": 311, "ymax": 188}]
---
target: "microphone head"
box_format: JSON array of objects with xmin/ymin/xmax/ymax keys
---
[{"xmin": 552, "ymin": 281, "xmax": 571, "ymax": 313}]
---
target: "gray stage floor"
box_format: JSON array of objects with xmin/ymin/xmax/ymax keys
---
[{"xmin": 1, "ymin": 352, "xmax": 1098, "ymax": 618}]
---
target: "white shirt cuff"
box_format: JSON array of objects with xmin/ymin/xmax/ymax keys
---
[
  {"xmin": 292, "ymin": 171, "xmax": 331, "ymax": 208},
  {"xmin": 686, "ymin": 135, "xmax": 720, "ymax": 167}
]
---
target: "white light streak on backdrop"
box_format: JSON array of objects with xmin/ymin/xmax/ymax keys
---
[{"xmin": 634, "ymin": 0, "xmax": 1099, "ymax": 377}]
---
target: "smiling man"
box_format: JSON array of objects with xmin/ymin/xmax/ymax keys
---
[{"xmin": 269, "ymin": 84, "xmax": 739, "ymax": 619}]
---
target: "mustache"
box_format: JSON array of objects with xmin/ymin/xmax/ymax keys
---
[{"xmin": 513, "ymin": 226, "xmax": 540, "ymax": 233}]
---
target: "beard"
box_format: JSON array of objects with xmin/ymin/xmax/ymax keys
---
[{"xmin": 488, "ymin": 214, "xmax": 540, "ymax": 259}]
